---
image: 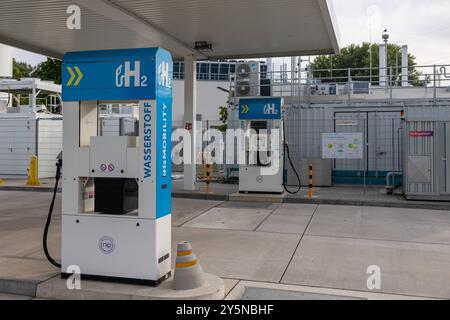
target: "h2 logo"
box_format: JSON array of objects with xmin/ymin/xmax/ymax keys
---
[
  {"xmin": 264, "ymin": 103, "xmax": 278, "ymax": 116},
  {"xmin": 158, "ymin": 61, "xmax": 172, "ymax": 89},
  {"xmin": 116, "ymin": 61, "xmax": 147, "ymax": 88}
]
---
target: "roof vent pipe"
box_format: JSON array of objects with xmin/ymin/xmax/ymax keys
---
[
  {"xmin": 401, "ymin": 45, "xmax": 409, "ymax": 87},
  {"xmin": 379, "ymin": 44, "xmax": 387, "ymax": 87}
]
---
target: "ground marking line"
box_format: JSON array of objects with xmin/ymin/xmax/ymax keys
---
[
  {"xmin": 279, "ymin": 204, "xmax": 319, "ymax": 283},
  {"xmin": 253, "ymin": 203, "xmax": 282, "ymax": 231}
]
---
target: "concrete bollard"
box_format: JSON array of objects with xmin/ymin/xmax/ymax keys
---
[
  {"xmin": 173, "ymin": 241, "xmax": 205, "ymax": 290},
  {"xmin": 26, "ymin": 155, "xmax": 41, "ymax": 186}
]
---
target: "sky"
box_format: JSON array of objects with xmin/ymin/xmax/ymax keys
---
[
  {"xmin": 10, "ymin": 0, "xmax": 450, "ymax": 67},
  {"xmin": 330, "ymin": 0, "xmax": 450, "ymax": 65}
]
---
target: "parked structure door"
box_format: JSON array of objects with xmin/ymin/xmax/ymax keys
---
[
  {"xmin": 334, "ymin": 111, "xmax": 402, "ymax": 185},
  {"xmin": 440, "ymin": 122, "xmax": 450, "ymax": 194}
]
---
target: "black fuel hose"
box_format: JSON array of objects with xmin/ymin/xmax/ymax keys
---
[
  {"xmin": 43, "ymin": 159, "xmax": 62, "ymax": 269},
  {"xmin": 282, "ymin": 117, "xmax": 302, "ymax": 194}
]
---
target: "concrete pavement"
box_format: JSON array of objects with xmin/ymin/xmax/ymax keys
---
[
  {"xmin": 3, "ymin": 178, "xmax": 450, "ymax": 211},
  {"xmin": 0, "ymin": 190, "xmax": 449, "ymax": 299}
]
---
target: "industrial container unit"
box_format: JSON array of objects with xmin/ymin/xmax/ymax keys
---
[
  {"xmin": 0, "ymin": 77, "xmax": 62, "ymax": 179},
  {"xmin": 333, "ymin": 109, "xmax": 403, "ymax": 185},
  {"xmin": 283, "ymin": 104, "xmax": 404, "ymax": 186},
  {"xmin": 0, "ymin": 112, "xmax": 62, "ymax": 179},
  {"xmin": 403, "ymin": 106, "xmax": 450, "ymax": 200},
  {"xmin": 284, "ymin": 105, "xmax": 334, "ymax": 186}
]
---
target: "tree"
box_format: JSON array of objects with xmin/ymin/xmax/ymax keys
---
[
  {"xmin": 310, "ymin": 43, "xmax": 424, "ymax": 86},
  {"xmin": 218, "ymin": 106, "xmax": 228, "ymax": 132},
  {"xmin": 12, "ymin": 58, "xmax": 33, "ymax": 79},
  {"xmin": 13, "ymin": 57, "xmax": 62, "ymax": 84},
  {"xmin": 35, "ymin": 58, "xmax": 62, "ymax": 84}
]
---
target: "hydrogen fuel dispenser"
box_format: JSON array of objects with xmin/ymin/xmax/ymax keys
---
[
  {"xmin": 238, "ymin": 97, "xmax": 285, "ymax": 194},
  {"xmin": 60, "ymin": 48, "xmax": 172, "ymax": 285}
]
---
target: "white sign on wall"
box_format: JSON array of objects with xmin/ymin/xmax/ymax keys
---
[{"xmin": 322, "ymin": 133, "xmax": 364, "ymax": 159}]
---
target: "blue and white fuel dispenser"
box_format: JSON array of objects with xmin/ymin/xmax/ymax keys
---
[{"xmin": 59, "ymin": 48, "xmax": 172, "ymax": 285}]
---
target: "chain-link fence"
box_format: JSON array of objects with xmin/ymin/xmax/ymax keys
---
[
  {"xmin": 97, "ymin": 107, "xmax": 405, "ymax": 186},
  {"xmin": 170, "ymin": 108, "xmax": 403, "ymax": 186},
  {"xmin": 283, "ymin": 106, "xmax": 403, "ymax": 186}
]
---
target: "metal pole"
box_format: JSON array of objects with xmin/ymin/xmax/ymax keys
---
[
  {"xmin": 183, "ymin": 55, "xmax": 197, "ymax": 191},
  {"xmin": 291, "ymin": 56, "xmax": 296, "ymax": 98},
  {"xmin": 397, "ymin": 127, "xmax": 402, "ymax": 172},
  {"xmin": 433, "ymin": 64, "xmax": 437, "ymax": 106},
  {"xmin": 31, "ymin": 85, "xmax": 37, "ymax": 111},
  {"xmin": 307, "ymin": 64, "xmax": 312, "ymax": 108},
  {"xmin": 389, "ymin": 66, "xmax": 393, "ymax": 105},
  {"xmin": 392, "ymin": 118, "xmax": 395, "ymax": 173},
  {"xmin": 298, "ymin": 57, "xmax": 302, "ymax": 105},
  {"xmin": 369, "ymin": 46, "xmax": 372, "ymax": 84},
  {"xmin": 374, "ymin": 111, "xmax": 378, "ymax": 179},
  {"xmin": 364, "ymin": 136, "xmax": 367, "ymax": 194},
  {"xmin": 363, "ymin": 112, "xmax": 367, "ymax": 195},
  {"xmin": 330, "ymin": 55, "xmax": 333, "ymax": 81},
  {"xmin": 308, "ymin": 162, "xmax": 313, "ymax": 199},
  {"xmin": 280, "ymin": 65, "xmax": 283, "ymax": 97},
  {"xmin": 348, "ymin": 68, "xmax": 352, "ymax": 107},
  {"xmin": 396, "ymin": 50, "xmax": 399, "ymax": 87}
]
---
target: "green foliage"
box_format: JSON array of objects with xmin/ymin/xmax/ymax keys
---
[
  {"xmin": 310, "ymin": 43, "xmax": 423, "ymax": 86},
  {"xmin": 12, "ymin": 58, "xmax": 62, "ymax": 111},
  {"xmin": 218, "ymin": 106, "xmax": 228, "ymax": 132},
  {"xmin": 35, "ymin": 58, "xmax": 62, "ymax": 84},
  {"xmin": 12, "ymin": 58, "xmax": 33, "ymax": 79},
  {"xmin": 13, "ymin": 58, "xmax": 62, "ymax": 84},
  {"xmin": 219, "ymin": 106, "xmax": 228, "ymax": 123}
]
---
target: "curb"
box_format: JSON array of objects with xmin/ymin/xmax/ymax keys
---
[
  {"xmin": 2, "ymin": 186, "xmax": 450, "ymax": 211},
  {"xmin": 0, "ymin": 278, "xmax": 41, "ymax": 297},
  {"xmin": 284, "ymin": 197, "xmax": 450, "ymax": 211},
  {"xmin": 172, "ymin": 192, "xmax": 228, "ymax": 201},
  {"xmin": 37, "ymin": 273, "xmax": 225, "ymax": 300},
  {"xmin": 0, "ymin": 186, "xmax": 60, "ymax": 193}
]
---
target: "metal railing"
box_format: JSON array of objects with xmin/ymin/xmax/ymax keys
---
[{"xmin": 230, "ymin": 64, "xmax": 450, "ymax": 106}]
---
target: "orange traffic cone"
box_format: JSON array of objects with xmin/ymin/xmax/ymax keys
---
[{"xmin": 173, "ymin": 242, "xmax": 205, "ymax": 290}]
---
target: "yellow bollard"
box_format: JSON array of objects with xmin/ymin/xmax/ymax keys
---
[
  {"xmin": 308, "ymin": 162, "xmax": 313, "ymax": 199},
  {"xmin": 205, "ymin": 164, "xmax": 211, "ymax": 193},
  {"xmin": 202, "ymin": 151, "xmax": 212, "ymax": 193},
  {"xmin": 26, "ymin": 155, "xmax": 41, "ymax": 186},
  {"xmin": 0, "ymin": 178, "xmax": 4, "ymax": 186}
]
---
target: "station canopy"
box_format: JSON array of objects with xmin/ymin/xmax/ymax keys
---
[{"xmin": 0, "ymin": 0, "xmax": 339, "ymax": 60}]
